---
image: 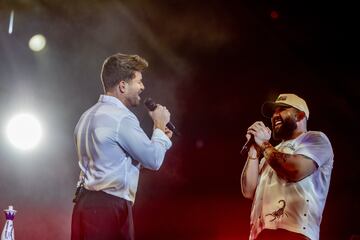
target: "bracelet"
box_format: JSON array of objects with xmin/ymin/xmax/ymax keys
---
[{"xmin": 248, "ymin": 156, "xmax": 258, "ymax": 160}]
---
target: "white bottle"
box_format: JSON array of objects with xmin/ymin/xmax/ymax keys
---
[{"xmin": 1, "ymin": 206, "xmax": 16, "ymax": 240}]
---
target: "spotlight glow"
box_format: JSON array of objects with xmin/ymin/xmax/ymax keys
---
[
  {"xmin": 29, "ymin": 34, "xmax": 46, "ymax": 52},
  {"xmin": 6, "ymin": 113, "xmax": 42, "ymax": 150}
]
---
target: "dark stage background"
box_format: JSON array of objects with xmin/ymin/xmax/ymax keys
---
[{"xmin": 0, "ymin": 1, "xmax": 359, "ymax": 239}]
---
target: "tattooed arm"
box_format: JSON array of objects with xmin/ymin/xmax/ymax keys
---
[{"xmin": 261, "ymin": 142, "xmax": 316, "ymax": 182}]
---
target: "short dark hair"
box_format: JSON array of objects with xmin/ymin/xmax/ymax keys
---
[{"xmin": 100, "ymin": 53, "xmax": 148, "ymax": 91}]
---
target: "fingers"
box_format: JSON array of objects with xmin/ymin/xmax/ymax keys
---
[
  {"xmin": 164, "ymin": 127, "xmax": 173, "ymax": 139},
  {"xmin": 266, "ymin": 127, "xmax": 271, "ymax": 135},
  {"xmin": 246, "ymin": 121, "xmax": 271, "ymax": 138},
  {"xmin": 156, "ymin": 104, "xmax": 167, "ymax": 109},
  {"xmin": 155, "ymin": 104, "xmax": 170, "ymax": 114},
  {"xmin": 149, "ymin": 104, "xmax": 171, "ymax": 129},
  {"xmin": 252, "ymin": 121, "xmax": 266, "ymax": 128},
  {"xmin": 165, "ymin": 127, "xmax": 172, "ymax": 134},
  {"xmin": 247, "ymin": 121, "xmax": 265, "ymax": 132}
]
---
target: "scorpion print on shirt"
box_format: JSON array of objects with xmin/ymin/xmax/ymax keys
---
[{"xmin": 265, "ymin": 200, "xmax": 288, "ymax": 222}]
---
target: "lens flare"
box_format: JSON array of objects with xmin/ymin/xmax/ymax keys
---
[
  {"xmin": 29, "ymin": 34, "xmax": 47, "ymax": 52},
  {"xmin": 6, "ymin": 113, "xmax": 43, "ymax": 150}
]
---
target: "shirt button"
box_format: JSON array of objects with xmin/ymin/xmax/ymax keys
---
[
  {"xmin": 304, "ymin": 213, "xmax": 307, "ymax": 216},
  {"xmin": 303, "ymin": 227, "xmax": 306, "ymax": 230}
]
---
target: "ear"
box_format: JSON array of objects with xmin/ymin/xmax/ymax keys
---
[
  {"xmin": 296, "ymin": 111, "xmax": 306, "ymax": 121},
  {"xmin": 118, "ymin": 80, "xmax": 127, "ymax": 93}
]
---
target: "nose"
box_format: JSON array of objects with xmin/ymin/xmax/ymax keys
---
[{"xmin": 271, "ymin": 110, "xmax": 281, "ymax": 120}]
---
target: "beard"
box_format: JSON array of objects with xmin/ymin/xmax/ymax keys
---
[
  {"xmin": 127, "ymin": 93, "xmax": 141, "ymax": 107},
  {"xmin": 129, "ymin": 96, "xmax": 140, "ymax": 107},
  {"xmin": 272, "ymin": 116, "xmax": 297, "ymax": 141}
]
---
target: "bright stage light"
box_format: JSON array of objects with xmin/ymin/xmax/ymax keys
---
[
  {"xmin": 6, "ymin": 113, "xmax": 43, "ymax": 150},
  {"xmin": 29, "ymin": 34, "xmax": 46, "ymax": 52}
]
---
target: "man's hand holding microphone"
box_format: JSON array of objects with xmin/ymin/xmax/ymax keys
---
[
  {"xmin": 242, "ymin": 121, "xmax": 272, "ymax": 158},
  {"xmin": 148, "ymin": 104, "xmax": 173, "ymax": 139}
]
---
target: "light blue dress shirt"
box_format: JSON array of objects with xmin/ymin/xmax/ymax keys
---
[{"xmin": 74, "ymin": 95, "xmax": 172, "ymax": 203}]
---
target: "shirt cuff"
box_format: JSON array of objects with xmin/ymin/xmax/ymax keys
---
[{"xmin": 152, "ymin": 128, "xmax": 172, "ymax": 150}]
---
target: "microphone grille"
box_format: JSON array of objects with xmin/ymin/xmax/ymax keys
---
[{"xmin": 144, "ymin": 97, "xmax": 157, "ymax": 111}]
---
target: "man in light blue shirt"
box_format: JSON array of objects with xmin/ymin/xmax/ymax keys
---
[{"xmin": 71, "ymin": 53, "xmax": 173, "ymax": 240}]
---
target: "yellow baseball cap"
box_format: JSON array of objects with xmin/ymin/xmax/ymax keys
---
[{"xmin": 261, "ymin": 93, "xmax": 309, "ymax": 119}]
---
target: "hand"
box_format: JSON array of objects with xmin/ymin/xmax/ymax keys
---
[
  {"xmin": 164, "ymin": 127, "xmax": 173, "ymax": 139},
  {"xmin": 246, "ymin": 133, "xmax": 260, "ymax": 158},
  {"xmin": 148, "ymin": 104, "xmax": 170, "ymax": 132},
  {"xmin": 246, "ymin": 121, "xmax": 271, "ymax": 147}
]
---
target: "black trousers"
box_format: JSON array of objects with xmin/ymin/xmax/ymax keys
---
[
  {"xmin": 256, "ymin": 229, "xmax": 310, "ymax": 240},
  {"xmin": 71, "ymin": 189, "xmax": 134, "ymax": 240}
]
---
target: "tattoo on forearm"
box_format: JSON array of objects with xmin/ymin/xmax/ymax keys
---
[
  {"xmin": 261, "ymin": 142, "xmax": 290, "ymax": 174},
  {"xmin": 273, "ymin": 152, "xmax": 287, "ymax": 163}
]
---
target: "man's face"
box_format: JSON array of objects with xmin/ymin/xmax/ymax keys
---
[
  {"xmin": 124, "ymin": 71, "xmax": 145, "ymax": 107},
  {"xmin": 271, "ymin": 106, "xmax": 298, "ymax": 141}
]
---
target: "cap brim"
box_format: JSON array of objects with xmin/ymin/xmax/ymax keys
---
[{"xmin": 261, "ymin": 102, "xmax": 292, "ymax": 118}]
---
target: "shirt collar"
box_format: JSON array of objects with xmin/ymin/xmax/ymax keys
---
[{"xmin": 98, "ymin": 95, "xmax": 128, "ymax": 110}]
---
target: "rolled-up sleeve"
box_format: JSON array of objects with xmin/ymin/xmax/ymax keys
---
[{"xmin": 117, "ymin": 115, "xmax": 172, "ymax": 170}]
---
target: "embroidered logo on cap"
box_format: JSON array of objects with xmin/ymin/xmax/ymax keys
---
[{"xmin": 277, "ymin": 95, "xmax": 287, "ymax": 101}]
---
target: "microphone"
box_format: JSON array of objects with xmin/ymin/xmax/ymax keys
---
[
  {"xmin": 144, "ymin": 97, "xmax": 180, "ymax": 136},
  {"xmin": 240, "ymin": 135, "xmax": 255, "ymax": 156}
]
